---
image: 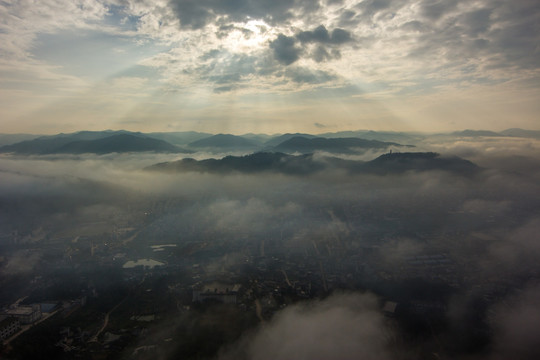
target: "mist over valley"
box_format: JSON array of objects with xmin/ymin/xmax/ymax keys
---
[{"xmin": 1, "ymin": 130, "xmax": 540, "ymax": 359}]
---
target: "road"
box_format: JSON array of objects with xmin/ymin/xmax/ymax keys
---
[
  {"xmin": 2, "ymin": 309, "xmax": 60, "ymax": 347},
  {"xmin": 89, "ymin": 296, "xmax": 128, "ymax": 343}
]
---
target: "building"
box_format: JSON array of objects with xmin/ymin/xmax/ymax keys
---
[
  {"xmin": 40, "ymin": 302, "xmax": 60, "ymax": 314},
  {"xmin": 0, "ymin": 316, "xmax": 20, "ymax": 340},
  {"xmin": 382, "ymin": 301, "xmax": 398, "ymax": 315},
  {"xmin": 2, "ymin": 304, "xmax": 42, "ymax": 324},
  {"xmin": 192, "ymin": 283, "xmax": 241, "ymax": 304}
]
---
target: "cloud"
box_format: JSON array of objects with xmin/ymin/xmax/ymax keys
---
[
  {"xmin": 149, "ymin": 0, "xmax": 540, "ymax": 98},
  {"xmin": 218, "ymin": 293, "xmax": 394, "ymax": 360},
  {"xmin": 311, "ymin": 45, "xmax": 340, "ymax": 62},
  {"xmin": 1, "ymin": 249, "xmax": 42, "ymax": 276},
  {"xmin": 206, "ymin": 198, "xmax": 301, "ymax": 236},
  {"xmin": 409, "ymin": 0, "xmax": 540, "ymax": 73},
  {"xmin": 489, "ymin": 284, "xmax": 540, "ymax": 359},
  {"xmin": 270, "ymin": 34, "xmax": 302, "ymax": 65},
  {"xmin": 283, "ymin": 67, "xmax": 337, "ymax": 84},
  {"xmin": 484, "ymin": 218, "xmax": 540, "ymax": 276},
  {"xmin": 296, "ymin": 25, "xmax": 352, "ymax": 45},
  {"xmin": 293, "ymin": 25, "xmax": 352, "ymax": 63},
  {"xmin": 269, "ymin": 25, "xmax": 354, "ymax": 65},
  {"xmin": 419, "ymin": 0, "xmax": 461, "ymax": 21},
  {"xmin": 353, "ymin": 0, "xmax": 407, "ymax": 23},
  {"xmin": 168, "ymin": 0, "xmax": 321, "ymax": 30}
]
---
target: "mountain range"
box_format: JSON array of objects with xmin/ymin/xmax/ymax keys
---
[
  {"xmin": 0, "ymin": 132, "xmax": 191, "ymax": 155},
  {"xmin": 272, "ymin": 136, "xmax": 412, "ymax": 154},
  {"xmin": 187, "ymin": 134, "xmax": 260, "ymax": 150},
  {"xmin": 1, "ymin": 128, "xmax": 539, "ymax": 155},
  {"xmin": 0, "ymin": 131, "xmax": 410, "ymax": 155},
  {"xmin": 146, "ymin": 151, "xmax": 479, "ymax": 176}
]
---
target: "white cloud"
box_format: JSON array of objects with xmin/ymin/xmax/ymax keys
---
[{"xmin": 218, "ymin": 293, "xmax": 394, "ymax": 360}]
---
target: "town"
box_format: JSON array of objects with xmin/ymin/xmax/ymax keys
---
[{"xmin": 1, "ymin": 189, "xmax": 533, "ymax": 359}]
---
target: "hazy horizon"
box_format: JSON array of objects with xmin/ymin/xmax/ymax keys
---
[{"xmin": 1, "ymin": 127, "xmax": 539, "ymax": 137}]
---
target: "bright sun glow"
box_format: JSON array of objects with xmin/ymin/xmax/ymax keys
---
[{"xmin": 221, "ymin": 19, "xmax": 275, "ymax": 53}]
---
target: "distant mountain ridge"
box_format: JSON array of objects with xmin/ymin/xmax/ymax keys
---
[
  {"xmin": 2, "ymin": 128, "xmax": 539, "ymax": 155},
  {"xmin": 272, "ymin": 136, "xmax": 412, "ymax": 154},
  {"xmin": 0, "ymin": 132, "xmax": 191, "ymax": 154},
  {"xmin": 188, "ymin": 134, "xmax": 261, "ymax": 150},
  {"xmin": 499, "ymin": 128, "xmax": 540, "ymax": 138},
  {"xmin": 263, "ymin": 133, "xmax": 318, "ymax": 147},
  {"xmin": 52, "ymin": 134, "xmax": 189, "ymax": 154},
  {"xmin": 0, "ymin": 133, "xmax": 40, "ymax": 146},
  {"xmin": 452, "ymin": 130, "xmax": 502, "ymax": 137},
  {"xmin": 147, "ymin": 131, "xmax": 212, "ymax": 145},
  {"xmin": 450, "ymin": 128, "xmax": 540, "ymax": 138},
  {"xmin": 317, "ymin": 130, "xmax": 423, "ymax": 143}
]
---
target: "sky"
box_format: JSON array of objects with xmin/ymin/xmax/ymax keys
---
[{"xmin": 1, "ymin": 0, "xmax": 539, "ymax": 135}]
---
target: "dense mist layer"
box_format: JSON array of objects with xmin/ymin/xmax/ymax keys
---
[{"xmin": 1, "ymin": 135, "xmax": 539, "ymax": 359}]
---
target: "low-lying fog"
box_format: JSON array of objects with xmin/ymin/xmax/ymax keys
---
[{"xmin": 1, "ymin": 136, "xmax": 539, "ymax": 359}]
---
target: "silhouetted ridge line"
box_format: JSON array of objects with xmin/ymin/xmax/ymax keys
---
[
  {"xmin": 272, "ymin": 136, "xmax": 412, "ymax": 154},
  {"xmin": 188, "ymin": 134, "xmax": 260, "ymax": 149},
  {"xmin": 0, "ymin": 133, "xmax": 191, "ymax": 154},
  {"xmin": 146, "ymin": 151, "xmax": 479, "ymax": 176}
]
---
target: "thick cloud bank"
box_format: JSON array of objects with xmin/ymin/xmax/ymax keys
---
[{"xmin": 219, "ymin": 293, "xmax": 393, "ymax": 360}]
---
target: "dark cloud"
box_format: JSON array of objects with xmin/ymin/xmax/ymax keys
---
[
  {"xmin": 487, "ymin": 0, "xmax": 540, "ymax": 69},
  {"xmin": 312, "ymin": 45, "xmax": 330, "ymax": 62},
  {"xmin": 215, "ymin": 24, "xmax": 254, "ymax": 39},
  {"xmin": 269, "ymin": 34, "xmax": 302, "ymax": 65},
  {"xmin": 166, "ymin": 0, "xmax": 540, "ymax": 92},
  {"xmin": 311, "ymin": 45, "xmax": 341, "ymax": 62},
  {"xmin": 194, "ymin": 43, "xmax": 341, "ymax": 91},
  {"xmin": 353, "ymin": 0, "xmax": 407, "ymax": 22},
  {"xmin": 337, "ymin": 9, "xmax": 357, "ymax": 26},
  {"xmin": 461, "ymin": 8, "xmax": 492, "ymax": 36},
  {"xmin": 297, "ymin": 25, "xmax": 331, "ymax": 43},
  {"xmin": 296, "ymin": 25, "xmax": 352, "ymax": 45},
  {"xmin": 330, "ymin": 28, "xmax": 352, "ymax": 44},
  {"xmin": 169, "ymin": 0, "xmax": 321, "ymax": 30},
  {"xmin": 419, "ymin": 0, "xmax": 461, "ymax": 21},
  {"xmin": 169, "ymin": 0, "xmax": 214, "ymax": 30},
  {"xmin": 268, "ymin": 25, "xmax": 352, "ymax": 66},
  {"xmin": 408, "ymin": 0, "xmax": 540, "ymax": 72}
]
